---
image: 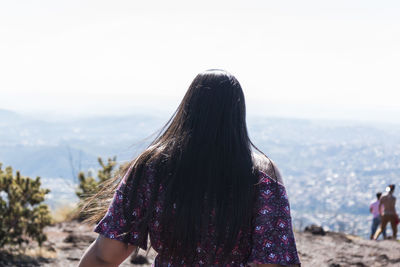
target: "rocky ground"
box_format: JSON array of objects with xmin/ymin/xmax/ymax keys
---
[
  {"xmin": 1, "ymin": 221, "xmax": 399, "ymax": 267},
  {"xmin": 296, "ymin": 228, "xmax": 400, "ymax": 267}
]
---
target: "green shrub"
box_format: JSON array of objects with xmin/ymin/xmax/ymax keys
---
[
  {"xmin": 0, "ymin": 163, "xmax": 52, "ymax": 247},
  {"xmin": 76, "ymin": 156, "xmax": 117, "ymax": 200},
  {"xmin": 75, "ymin": 157, "xmax": 118, "ymax": 221}
]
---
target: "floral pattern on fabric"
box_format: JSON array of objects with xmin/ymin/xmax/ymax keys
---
[
  {"xmin": 94, "ymin": 166, "xmax": 300, "ymax": 266},
  {"xmin": 94, "ymin": 164, "xmax": 150, "ymax": 250},
  {"xmin": 248, "ymin": 171, "xmax": 300, "ymax": 265}
]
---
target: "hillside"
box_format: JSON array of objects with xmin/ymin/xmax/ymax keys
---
[
  {"xmin": 1, "ymin": 221, "xmax": 399, "ymax": 267},
  {"xmin": 1, "ymin": 109, "xmax": 400, "ymax": 237}
]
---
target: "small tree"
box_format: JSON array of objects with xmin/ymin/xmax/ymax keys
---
[
  {"xmin": 75, "ymin": 157, "xmax": 118, "ymax": 221},
  {"xmin": 76, "ymin": 156, "xmax": 117, "ymax": 200},
  {"xmin": 0, "ymin": 163, "xmax": 52, "ymax": 247}
]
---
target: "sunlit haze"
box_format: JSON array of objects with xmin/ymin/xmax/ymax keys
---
[{"xmin": 1, "ymin": 0, "xmax": 400, "ymax": 123}]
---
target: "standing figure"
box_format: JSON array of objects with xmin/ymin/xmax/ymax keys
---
[
  {"xmin": 369, "ymin": 192, "xmax": 385, "ymax": 240},
  {"xmin": 78, "ymin": 70, "xmax": 301, "ymax": 266},
  {"xmin": 374, "ymin": 184, "xmax": 397, "ymax": 240}
]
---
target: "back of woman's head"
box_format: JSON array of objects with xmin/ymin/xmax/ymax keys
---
[
  {"xmin": 152, "ymin": 70, "xmax": 252, "ymax": 169},
  {"xmin": 162, "ymin": 69, "xmax": 248, "ymax": 150},
  {"xmin": 93, "ymin": 70, "xmax": 270, "ymax": 263}
]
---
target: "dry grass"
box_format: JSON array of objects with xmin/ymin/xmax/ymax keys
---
[
  {"xmin": 23, "ymin": 247, "xmax": 57, "ymax": 259},
  {"xmin": 51, "ymin": 204, "xmax": 79, "ymax": 223}
]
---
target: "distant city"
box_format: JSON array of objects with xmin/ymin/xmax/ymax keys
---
[{"xmin": 1, "ymin": 108, "xmax": 399, "ymax": 238}]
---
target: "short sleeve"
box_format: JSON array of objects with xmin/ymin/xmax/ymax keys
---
[
  {"xmin": 94, "ymin": 164, "xmax": 152, "ymax": 250},
  {"xmin": 248, "ymin": 172, "xmax": 301, "ymax": 266}
]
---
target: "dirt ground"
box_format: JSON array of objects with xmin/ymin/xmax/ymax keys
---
[{"xmin": 1, "ymin": 221, "xmax": 399, "ymax": 267}]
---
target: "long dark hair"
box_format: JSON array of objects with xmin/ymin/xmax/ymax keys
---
[{"xmin": 86, "ymin": 69, "xmax": 275, "ymax": 262}]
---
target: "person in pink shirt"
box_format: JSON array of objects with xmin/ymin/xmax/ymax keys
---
[{"xmin": 370, "ymin": 192, "xmax": 385, "ymax": 240}]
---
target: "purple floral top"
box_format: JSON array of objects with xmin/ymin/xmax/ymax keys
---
[{"xmin": 94, "ymin": 166, "xmax": 300, "ymax": 266}]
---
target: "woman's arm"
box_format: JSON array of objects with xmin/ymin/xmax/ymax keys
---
[
  {"xmin": 78, "ymin": 234, "xmax": 137, "ymax": 267},
  {"xmin": 248, "ymin": 159, "xmax": 301, "ymax": 267}
]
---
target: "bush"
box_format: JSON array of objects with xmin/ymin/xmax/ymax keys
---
[
  {"xmin": 0, "ymin": 163, "xmax": 52, "ymax": 247},
  {"xmin": 75, "ymin": 157, "xmax": 118, "ymax": 221},
  {"xmin": 76, "ymin": 156, "xmax": 117, "ymax": 200}
]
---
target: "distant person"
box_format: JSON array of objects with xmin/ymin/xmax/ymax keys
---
[
  {"xmin": 374, "ymin": 184, "xmax": 398, "ymax": 240},
  {"xmin": 78, "ymin": 70, "xmax": 301, "ymax": 266},
  {"xmin": 369, "ymin": 192, "xmax": 385, "ymax": 239}
]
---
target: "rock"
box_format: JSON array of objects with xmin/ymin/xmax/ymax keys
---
[
  {"xmin": 63, "ymin": 234, "xmax": 95, "ymax": 244},
  {"xmin": 0, "ymin": 250, "xmax": 43, "ymax": 267},
  {"xmin": 327, "ymin": 232, "xmax": 353, "ymax": 243},
  {"xmin": 390, "ymin": 258, "xmax": 400, "ymax": 264},
  {"xmin": 131, "ymin": 254, "xmax": 150, "ymax": 264},
  {"xmin": 66, "ymin": 256, "xmax": 80, "ymax": 261},
  {"xmin": 304, "ymin": 224, "xmax": 326, "ymax": 236},
  {"xmin": 377, "ymin": 254, "xmax": 389, "ymax": 262}
]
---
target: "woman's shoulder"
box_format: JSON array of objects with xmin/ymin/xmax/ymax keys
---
[{"xmin": 252, "ymin": 152, "xmax": 284, "ymax": 185}]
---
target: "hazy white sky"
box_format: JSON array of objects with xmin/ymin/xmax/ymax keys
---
[{"xmin": 1, "ymin": 0, "xmax": 400, "ymax": 122}]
